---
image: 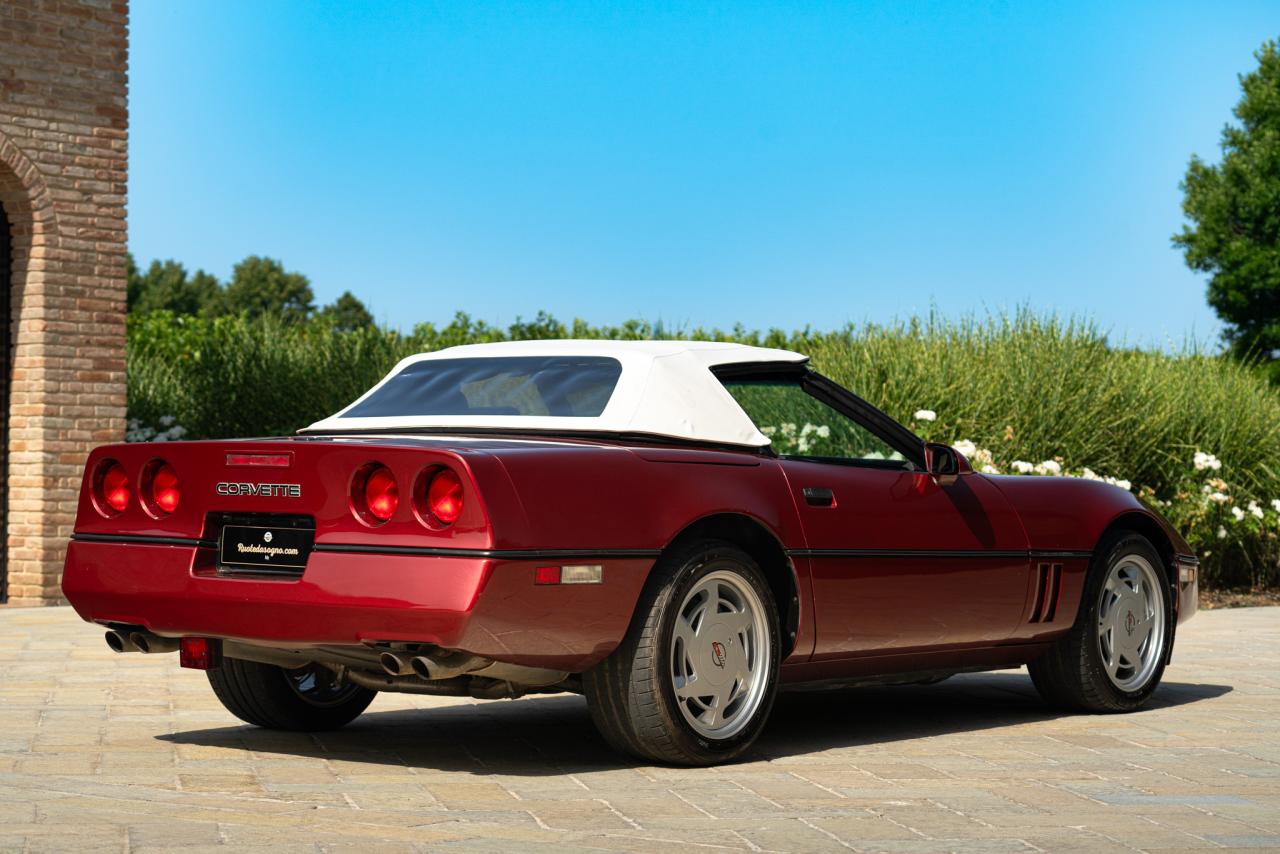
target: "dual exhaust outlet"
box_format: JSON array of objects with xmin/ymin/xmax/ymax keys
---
[
  {"xmin": 104, "ymin": 629, "xmax": 178, "ymax": 655},
  {"xmin": 377, "ymin": 650, "xmax": 485, "ymax": 681}
]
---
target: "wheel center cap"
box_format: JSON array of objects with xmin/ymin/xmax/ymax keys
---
[
  {"xmin": 1124, "ymin": 609, "xmax": 1136, "ymax": 636},
  {"xmin": 699, "ymin": 620, "xmax": 735, "ymax": 687}
]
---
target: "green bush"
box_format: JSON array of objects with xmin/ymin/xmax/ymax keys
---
[{"xmin": 127, "ymin": 309, "xmax": 1280, "ymax": 590}]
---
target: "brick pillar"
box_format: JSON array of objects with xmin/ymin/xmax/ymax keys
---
[{"xmin": 0, "ymin": 0, "xmax": 129, "ymax": 605}]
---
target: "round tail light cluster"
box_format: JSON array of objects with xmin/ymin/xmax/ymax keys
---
[
  {"xmin": 419, "ymin": 468, "xmax": 464, "ymax": 526},
  {"xmin": 351, "ymin": 464, "xmax": 465, "ymax": 528},
  {"xmin": 142, "ymin": 461, "xmax": 181, "ymax": 517},
  {"xmin": 93, "ymin": 460, "xmax": 131, "ymax": 516},
  {"xmin": 364, "ymin": 465, "xmax": 400, "ymax": 522},
  {"xmin": 92, "ymin": 458, "xmax": 181, "ymax": 518}
]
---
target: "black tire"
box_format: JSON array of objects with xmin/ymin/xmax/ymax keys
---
[
  {"xmin": 207, "ymin": 658, "xmax": 376, "ymax": 731},
  {"xmin": 1029, "ymin": 531, "xmax": 1172, "ymax": 712},
  {"xmin": 583, "ymin": 539, "xmax": 781, "ymax": 765}
]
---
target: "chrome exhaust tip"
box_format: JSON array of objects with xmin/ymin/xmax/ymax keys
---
[
  {"xmin": 105, "ymin": 630, "xmax": 135, "ymax": 653},
  {"xmin": 128, "ymin": 632, "xmax": 180, "ymax": 654},
  {"xmin": 379, "ymin": 651, "xmax": 414, "ymax": 677}
]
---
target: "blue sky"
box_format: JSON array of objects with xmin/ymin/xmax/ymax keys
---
[{"xmin": 129, "ymin": 2, "xmax": 1277, "ymax": 345}]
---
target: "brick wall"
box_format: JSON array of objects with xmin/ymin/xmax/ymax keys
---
[{"xmin": 0, "ymin": 0, "xmax": 128, "ymax": 605}]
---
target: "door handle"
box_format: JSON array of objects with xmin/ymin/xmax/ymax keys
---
[{"xmin": 803, "ymin": 487, "xmax": 835, "ymax": 507}]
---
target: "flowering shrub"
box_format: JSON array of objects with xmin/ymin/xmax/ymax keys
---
[
  {"xmin": 125, "ymin": 416, "xmax": 187, "ymax": 443},
  {"xmin": 760, "ymin": 423, "xmax": 831, "ymax": 455},
  {"xmin": 920, "ymin": 420, "xmax": 1278, "ymax": 589}
]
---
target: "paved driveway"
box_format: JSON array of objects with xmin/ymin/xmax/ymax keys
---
[{"xmin": 0, "ymin": 606, "xmax": 1276, "ymax": 853}]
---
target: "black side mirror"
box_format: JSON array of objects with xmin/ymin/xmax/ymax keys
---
[{"xmin": 924, "ymin": 442, "xmax": 959, "ymax": 487}]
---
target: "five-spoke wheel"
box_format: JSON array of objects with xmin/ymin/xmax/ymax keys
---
[
  {"xmin": 584, "ymin": 539, "xmax": 781, "ymax": 765},
  {"xmin": 1030, "ymin": 531, "xmax": 1171, "ymax": 712},
  {"xmin": 1096, "ymin": 554, "xmax": 1166, "ymax": 692},
  {"xmin": 670, "ymin": 570, "xmax": 772, "ymax": 739}
]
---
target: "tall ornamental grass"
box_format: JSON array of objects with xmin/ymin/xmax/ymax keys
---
[{"xmin": 127, "ymin": 310, "xmax": 1280, "ymax": 589}]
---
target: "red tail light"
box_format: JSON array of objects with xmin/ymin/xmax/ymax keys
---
[
  {"xmin": 425, "ymin": 468, "xmax": 464, "ymax": 525},
  {"xmin": 143, "ymin": 461, "xmax": 181, "ymax": 516},
  {"xmin": 356, "ymin": 465, "xmax": 399, "ymax": 523},
  {"xmin": 93, "ymin": 460, "xmax": 130, "ymax": 516},
  {"xmin": 179, "ymin": 637, "xmax": 221, "ymax": 670}
]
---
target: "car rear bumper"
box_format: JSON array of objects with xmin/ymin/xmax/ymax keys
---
[{"xmin": 62, "ymin": 539, "xmax": 653, "ymax": 672}]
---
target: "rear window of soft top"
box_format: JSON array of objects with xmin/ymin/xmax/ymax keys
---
[{"xmin": 341, "ymin": 356, "xmax": 622, "ymax": 418}]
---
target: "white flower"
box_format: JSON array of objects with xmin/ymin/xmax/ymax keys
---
[
  {"xmin": 1271, "ymin": 499, "xmax": 1280, "ymax": 513},
  {"xmin": 1010, "ymin": 460, "xmax": 1035, "ymax": 474},
  {"xmin": 760, "ymin": 426, "xmax": 776, "ymax": 436},
  {"xmin": 1249, "ymin": 501, "xmax": 1264, "ymax": 520},
  {"xmin": 1078, "ymin": 467, "xmax": 1100, "ymax": 480},
  {"xmin": 1109, "ymin": 478, "xmax": 1132, "ymax": 491},
  {"xmin": 816, "ymin": 425, "xmax": 830, "ymax": 439},
  {"xmin": 980, "ymin": 464, "xmax": 1000, "ymax": 474},
  {"xmin": 1231, "ymin": 506, "xmax": 1246, "ymax": 522},
  {"xmin": 913, "ymin": 409, "xmax": 937, "ymax": 422},
  {"xmin": 158, "ymin": 415, "xmax": 176, "ymax": 427},
  {"xmin": 953, "ymin": 439, "xmax": 977, "ymax": 458},
  {"xmin": 1208, "ymin": 492, "xmax": 1230, "ymax": 504},
  {"xmin": 1193, "ymin": 451, "xmax": 1222, "ymax": 472},
  {"xmin": 1217, "ymin": 526, "xmax": 1227, "ymax": 539},
  {"xmin": 1033, "ymin": 460, "xmax": 1062, "ymax": 476}
]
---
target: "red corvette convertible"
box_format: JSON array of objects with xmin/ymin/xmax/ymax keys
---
[{"xmin": 63, "ymin": 341, "xmax": 1198, "ymax": 765}]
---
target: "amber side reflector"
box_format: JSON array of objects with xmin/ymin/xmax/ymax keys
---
[
  {"xmin": 179, "ymin": 637, "xmax": 222, "ymax": 670},
  {"xmin": 227, "ymin": 452, "xmax": 293, "ymax": 468}
]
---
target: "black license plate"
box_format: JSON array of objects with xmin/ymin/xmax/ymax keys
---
[{"xmin": 218, "ymin": 525, "xmax": 313, "ymax": 572}]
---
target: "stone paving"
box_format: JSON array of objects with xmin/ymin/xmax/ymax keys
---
[{"xmin": 0, "ymin": 605, "xmax": 1277, "ymax": 853}]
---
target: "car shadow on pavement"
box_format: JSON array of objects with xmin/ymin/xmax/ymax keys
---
[{"xmin": 157, "ymin": 671, "xmax": 1232, "ymax": 775}]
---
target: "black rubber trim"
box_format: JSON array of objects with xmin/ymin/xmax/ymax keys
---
[
  {"xmin": 789, "ymin": 548, "xmax": 1093, "ymax": 560},
  {"xmin": 71, "ymin": 532, "xmax": 217, "ymax": 549},
  {"xmin": 1175, "ymin": 554, "xmax": 1200, "ymax": 565},
  {"xmin": 75, "ymin": 532, "xmax": 1096, "ymax": 564},
  {"xmin": 71, "ymin": 531, "xmax": 660, "ymax": 561},
  {"xmin": 312, "ymin": 543, "xmax": 662, "ymax": 560}
]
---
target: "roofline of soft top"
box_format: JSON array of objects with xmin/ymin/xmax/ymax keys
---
[{"xmin": 291, "ymin": 426, "xmax": 778, "ymax": 456}]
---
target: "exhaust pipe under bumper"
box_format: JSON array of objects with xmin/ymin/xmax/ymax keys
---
[
  {"xmin": 127, "ymin": 631, "xmax": 180, "ymax": 654},
  {"xmin": 378, "ymin": 651, "xmax": 416, "ymax": 676},
  {"xmin": 341, "ymin": 669, "xmax": 474, "ymax": 696},
  {"xmin": 104, "ymin": 630, "xmax": 137, "ymax": 653},
  {"xmin": 410, "ymin": 651, "xmax": 488, "ymax": 681}
]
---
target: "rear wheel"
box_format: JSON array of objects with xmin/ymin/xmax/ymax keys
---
[
  {"xmin": 1030, "ymin": 531, "xmax": 1171, "ymax": 712},
  {"xmin": 584, "ymin": 539, "xmax": 780, "ymax": 765},
  {"xmin": 208, "ymin": 658, "xmax": 376, "ymax": 731}
]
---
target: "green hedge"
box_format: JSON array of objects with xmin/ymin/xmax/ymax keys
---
[{"xmin": 127, "ymin": 309, "xmax": 1280, "ymax": 590}]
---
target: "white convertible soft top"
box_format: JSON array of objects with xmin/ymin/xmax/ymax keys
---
[{"xmin": 305, "ymin": 340, "xmax": 808, "ymax": 447}]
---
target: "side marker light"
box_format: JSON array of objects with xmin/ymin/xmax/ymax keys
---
[{"xmin": 534, "ymin": 564, "xmax": 604, "ymax": 585}]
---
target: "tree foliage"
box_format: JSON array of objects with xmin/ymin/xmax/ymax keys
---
[
  {"xmin": 127, "ymin": 252, "xmax": 372, "ymax": 326},
  {"xmin": 127, "ymin": 255, "xmax": 221, "ymax": 316},
  {"xmin": 316, "ymin": 290, "xmax": 376, "ymax": 330},
  {"xmin": 1175, "ymin": 40, "xmax": 1280, "ymax": 369},
  {"xmin": 221, "ymin": 255, "xmax": 315, "ymax": 322}
]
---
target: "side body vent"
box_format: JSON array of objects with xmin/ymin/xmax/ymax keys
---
[{"xmin": 1029, "ymin": 562, "xmax": 1063, "ymax": 623}]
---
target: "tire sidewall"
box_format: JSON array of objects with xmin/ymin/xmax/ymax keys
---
[
  {"xmin": 650, "ymin": 543, "xmax": 781, "ymax": 761},
  {"xmin": 1081, "ymin": 533, "xmax": 1173, "ymax": 707}
]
